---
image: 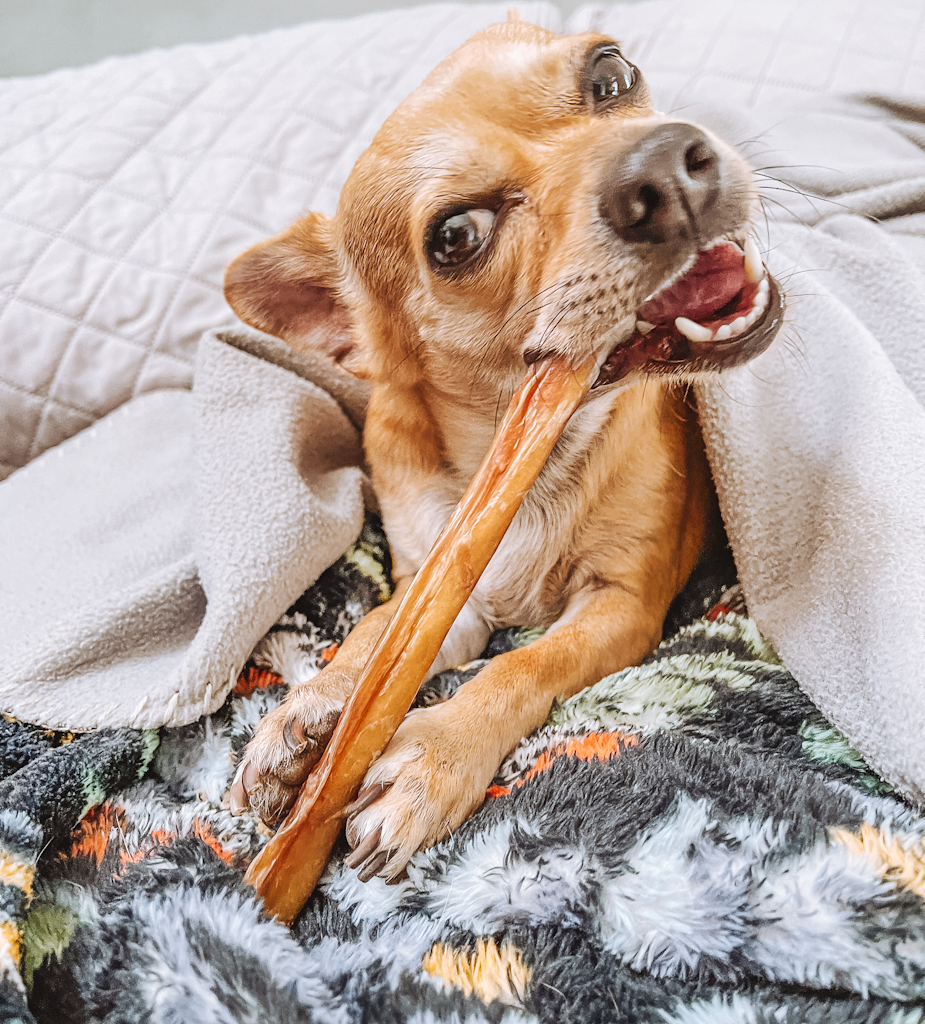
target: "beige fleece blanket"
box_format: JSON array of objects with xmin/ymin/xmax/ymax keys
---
[
  {"xmin": 691, "ymin": 92, "xmax": 925, "ymax": 805},
  {"xmin": 0, "ymin": 328, "xmax": 369, "ymax": 730}
]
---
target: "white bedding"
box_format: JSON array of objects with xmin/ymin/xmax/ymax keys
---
[{"xmin": 2, "ymin": 0, "xmax": 922, "ymax": 479}]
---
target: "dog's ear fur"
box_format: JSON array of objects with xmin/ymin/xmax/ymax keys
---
[{"xmin": 224, "ymin": 212, "xmax": 365, "ymax": 376}]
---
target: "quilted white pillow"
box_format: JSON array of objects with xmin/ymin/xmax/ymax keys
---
[{"xmin": 1, "ymin": 0, "xmax": 921, "ymax": 478}]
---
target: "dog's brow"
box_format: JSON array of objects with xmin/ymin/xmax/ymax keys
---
[
  {"xmin": 407, "ymin": 132, "xmax": 477, "ymax": 178},
  {"xmin": 401, "ymin": 135, "xmax": 523, "ymax": 210}
]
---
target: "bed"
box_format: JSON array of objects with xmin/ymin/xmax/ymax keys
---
[{"xmin": 2, "ymin": 0, "xmax": 925, "ymax": 1019}]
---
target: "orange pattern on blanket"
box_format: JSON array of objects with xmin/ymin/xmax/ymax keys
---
[
  {"xmin": 423, "ymin": 938, "xmax": 530, "ymax": 1006},
  {"xmin": 116, "ymin": 823, "xmax": 234, "ymax": 867},
  {"xmin": 193, "ymin": 819, "xmax": 236, "ymax": 864},
  {"xmin": 0, "ymin": 852, "xmax": 34, "ymax": 899},
  {"xmin": 0, "ymin": 921, "xmax": 21, "ymax": 968},
  {"xmin": 64, "ymin": 803, "xmax": 117, "ymax": 866},
  {"xmin": 234, "ymin": 667, "xmax": 283, "ymax": 696},
  {"xmin": 119, "ymin": 829, "xmax": 174, "ymax": 867},
  {"xmin": 831, "ymin": 822, "xmax": 925, "ymax": 899},
  {"xmin": 487, "ymin": 731, "xmax": 636, "ymax": 798},
  {"xmin": 65, "ymin": 809, "xmax": 235, "ymax": 872}
]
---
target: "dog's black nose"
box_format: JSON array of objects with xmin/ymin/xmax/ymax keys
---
[{"xmin": 601, "ymin": 124, "xmax": 721, "ymax": 245}]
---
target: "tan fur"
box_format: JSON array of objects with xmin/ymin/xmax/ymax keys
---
[{"xmin": 225, "ymin": 21, "xmax": 757, "ymax": 879}]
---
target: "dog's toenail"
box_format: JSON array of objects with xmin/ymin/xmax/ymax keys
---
[
  {"xmin": 283, "ymin": 718, "xmax": 309, "ymax": 753},
  {"xmin": 357, "ymin": 849, "xmax": 391, "ymax": 882},
  {"xmin": 241, "ymin": 761, "xmax": 260, "ymax": 793},
  {"xmin": 228, "ymin": 779, "xmax": 248, "ymax": 815},
  {"xmin": 345, "ymin": 782, "xmax": 390, "ymax": 818},
  {"xmin": 345, "ymin": 825, "xmax": 383, "ymax": 869}
]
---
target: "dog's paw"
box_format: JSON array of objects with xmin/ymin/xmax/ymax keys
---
[
  {"xmin": 227, "ymin": 684, "xmax": 343, "ymax": 826},
  {"xmin": 344, "ymin": 703, "xmax": 496, "ymax": 881}
]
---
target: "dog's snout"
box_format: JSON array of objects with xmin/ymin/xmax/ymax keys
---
[{"xmin": 600, "ymin": 124, "xmax": 721, "ymax": 245}]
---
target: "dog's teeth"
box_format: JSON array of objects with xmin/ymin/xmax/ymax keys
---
[
  {"xmin": 730, "ymin": 316, "xmax": 747, "ymax": 335},
  {"xmin": 675, "ymin": 317, "xmax": 713, "ymax": 343},
  {"xmin": 715, "ymin": 324, "xmax": 732, "ymax": 341},
  {"xmin": 744, "ymin": 236, "xmax": 764, "ymax": 284},
  {"xmin": 750, "ymin": 279, "xmax": 770, "ymax": 315},
  {"xmin": 635, "ymin": 320, "xmax": 656, "ymax": 335}
]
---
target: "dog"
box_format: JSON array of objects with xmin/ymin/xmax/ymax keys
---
[{"xmin": 224, "ymin": 17, "xmax": 783, "ymax": 883}]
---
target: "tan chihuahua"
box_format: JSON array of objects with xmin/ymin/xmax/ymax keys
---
[{"xmin": 224, "ymin": 18, "xmax": 783, "ymax": 882}]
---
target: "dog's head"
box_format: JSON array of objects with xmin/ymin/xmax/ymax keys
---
[{"xmin": 225, "ymin": 20, "xmax": 782, "ymax": 400}]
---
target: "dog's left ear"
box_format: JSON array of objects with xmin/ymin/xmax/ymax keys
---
[{"xmin": 224, "ymin": 212, "xmax": 365, "ymax": 376}]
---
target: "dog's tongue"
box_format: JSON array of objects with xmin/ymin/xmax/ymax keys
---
[{"xmin": 639, "ymin": 243, "xmax": 747, "ymax": 325}]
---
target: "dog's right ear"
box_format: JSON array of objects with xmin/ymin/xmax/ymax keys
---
[{"xmin": 224, "ymin": 213, "xmax": 364, "ymax": 376}]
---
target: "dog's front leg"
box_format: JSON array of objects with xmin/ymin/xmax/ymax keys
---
[
  {"xmin": 228, "ymin": 577, "xmax": 413, "ymax": 824},
  {"xmin": 228, "ymin": 583, "xmax": 492, "ymax": 825},
  {"xmin": 344, "ymin": 586, "xmax": 664, "ymax": 881}
]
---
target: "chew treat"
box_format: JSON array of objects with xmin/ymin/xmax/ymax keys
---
[{"xmin": 246, "ymin": 354, "xmax": 600, "ymax": 924}]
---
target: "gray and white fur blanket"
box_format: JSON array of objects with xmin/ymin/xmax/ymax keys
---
[{"xmin": 1, "ymin": 0, "xmax": 924, "ymax": 800}]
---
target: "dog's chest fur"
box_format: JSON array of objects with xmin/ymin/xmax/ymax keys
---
[{"xmin": 373, "ymin": 379, "xmax": 680, "ymax": 631}]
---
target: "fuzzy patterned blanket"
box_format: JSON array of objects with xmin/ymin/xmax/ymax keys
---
[{"xmin": 8, "ymin": 514, "xmax": 925, "ymax": 1023}]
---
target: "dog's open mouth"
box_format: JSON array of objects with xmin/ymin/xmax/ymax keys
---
[{"xmin": 593, "ymin": 239, "xmax": 784, "ymax": 388}]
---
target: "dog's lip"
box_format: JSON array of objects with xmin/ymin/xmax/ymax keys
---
[{"xmin": 592, "ymin": 240, "xmax": 784, "ymax": 387}]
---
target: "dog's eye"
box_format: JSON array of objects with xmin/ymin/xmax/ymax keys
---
[
  {"xmin": 585, "ymin": 45, "xmax": 636, "ymax": 109},
  {"xmin": 428, "ymin": 208, "xmax": 496, "ymax": 268}
]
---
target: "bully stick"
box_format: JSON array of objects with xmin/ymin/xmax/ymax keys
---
[{"xmin": 245, "ymin": 353, "xmax": 600, "ymax": 924}]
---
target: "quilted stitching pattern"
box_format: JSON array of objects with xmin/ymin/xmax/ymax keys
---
[
  {"xmin": 569, "ymin": 0, "xmax": 925, "ymax": 107},
  {"xmin": 2, "ymin": 0, "xmax": 924, "ymax": 479},
  {"xmin": 0, "ymin": 2, "xmax": 562, "ymax": 479}
]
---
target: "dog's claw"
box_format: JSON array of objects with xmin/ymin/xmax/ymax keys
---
[
  {"xmin": 227, "ymin": 758, "xmax": 300, "ymax": 826},
  {"xmin": 228, "ymin": 762, "xmax": 260, "ymax": 815},
  {"xmin": 345, "ymin": 825, "xmax": 382, "ymax": 870},
  {"xmin": 344, "ymin": 786, "xmax": 402, "ymax": 881},
  {"xmin": 357, "ymin": 849, "xmax": 392, "ymax": 882},
  {"xmin": 344, "ymin": 781, "xmax": 391, "ymax": 818},
  {"xmin": 228, "ymin": 777, "xmax": 248, "ymax": 816},
  {"xmin": 283, "ymin": 717, "xmax": 309, "ymax": 754},
  {"xmin": 346, "ymin": 830, "xmax": 395, "ymax": 883},
  {"xmin": 242, "ymin": 761, "xmax": 259, "ymax": 790}
]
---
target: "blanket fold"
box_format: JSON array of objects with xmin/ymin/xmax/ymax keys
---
[
  {"xmin": 0, "ymin": 328, "xmax": 369, "ymax": 731},
  {"xmin": 693, "ymin": 93, "xmax": 925, "ymax": 805}
]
